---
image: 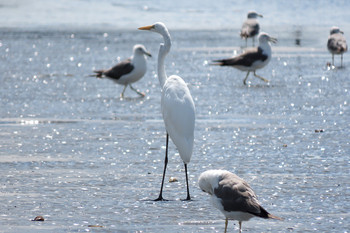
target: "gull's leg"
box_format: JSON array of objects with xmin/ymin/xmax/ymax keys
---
[
  {"xmin": 341, "ymin": 54, "xmax": 343, "ymax": 67},
  {"xmin": 332, "ymin": 54, "xmax": 334, "ymax": 66},
  {"xmin": 121, "ymin": 85, "xmax": 127, "ymax": 98},
  {"xmin": 224, "ymin": 218, "xmax": 228, "ymax": 233},
  {"xmin": 243, "ymin": 71, "xmax": 250, "ymax": 85},
  {"xmin": 253, "ymin": 71, "xmax": 269, "ymax": 83},
  {"xmin": 154, "ymin": 133, "xmax": 169, "ymax": 201},
  {"xmin": 239, "ymin": 221, "xmax": 242, "ymax": 233},
  {"xmin": 129, "ymin": 84, "xmax": 145, "ymax": 97},
  {"xmin": 252, "ymin": 37, "xmax": 255, "ymax": 47}
]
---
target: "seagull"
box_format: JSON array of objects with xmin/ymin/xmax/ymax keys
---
[
  {"xmin": 327, "ymin": 26, "xmax": 348, "ymax": 67},
  {"xmin": 139, "ymin": 22, "xmax": 195, "ymax": 201},
  {"xmin": 91, "ymin": 44, "xmax": 151, "ymax": 98},
  {"xmin": 212, "ymin": 32, "xmax": 277, "ymax": 85},
  {"xmin": 198, "ymin": 170, "xmax": 282, "ymax": 233},
  {"xmin": 240, "ymin": 11, "xmax": 263, "ymax": 47}
]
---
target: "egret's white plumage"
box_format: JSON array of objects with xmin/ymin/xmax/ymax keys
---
[
  {"xmin": 240, "ymin": 11, "xmax": 263, "ymax": 47},
  {"xmin": 139, "ymin": 22, "xmax": 195, "ymax": 201},
  {"xmin": 199, "ymin": 170, "xmax": 282, "ymax": 233},
  {"xmin": 92, "ymin": 44, "xmax": 151, "ymax": 98},
  {"xmin": 213, "ymin": 32, "xmax": 277, "ymax": 85},
  {"xmin": 327, "ymin": 26, "xmax": 348, "ymax": 67}
]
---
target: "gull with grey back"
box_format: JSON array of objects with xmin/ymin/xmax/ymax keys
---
[
  {"xmin": 240, "ymin": 11, "xmax": 263, "ymax": 47},
  {"xmin": 212, "ymin": 32, "xmax": 277, "ymax": 85},
  {"xmin": 327, "ymin": 26, "xmax": 348, "ymax": 67},
  {"xmin": 91, "ymin": 44, "xmax": 151, "ymax": 98},
  {"xmin": 199, "ymin": 170, "xmax": 282, "ymax": 233}
]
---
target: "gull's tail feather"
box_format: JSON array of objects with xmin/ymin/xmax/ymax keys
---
[
  {"xmin": 210, "ymin": 59, "xmax": 226, "ymax": 66},
  {"xmin": 250, "ymin": 206, "xmax": 284, "ymax": 221},
  {"xmin": 210, "ymin": 58, "xmax": 236, "ymax": 66},
  {"xmin": 89, "ymin": 70, "xmax": 104, "ymax": 78},
  {"xmin": 267, "ymin": 213, "xmax": 283, "ymax": 221}
]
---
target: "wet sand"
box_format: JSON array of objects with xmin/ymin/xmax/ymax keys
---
[{"xmin": 0, "ymin": 27, "xmax": 349, "ymax": 232}]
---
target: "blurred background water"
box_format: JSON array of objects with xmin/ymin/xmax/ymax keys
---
[{"xmin": 0, "ymin": 0, "xmax": 349, "ymax": 232}]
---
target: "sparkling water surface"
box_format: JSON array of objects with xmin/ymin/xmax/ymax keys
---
[{"xmin": 1, "ymin": 1, "xmax": 350, "ymax": 232}]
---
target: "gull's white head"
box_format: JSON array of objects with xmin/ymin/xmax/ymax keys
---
[
  {"xmin": 330, "ymin": 26, "xmax": 344, "ymax": 35},
  {"xmin": 198, "ymin": 170, "xmax": 227, "ymax": 196},
  {"xmin": 133, "ymin": 44, "xmax": 152, "ymax": 57},
  {"xmin": 247, "ymin": 11, "xmax": 263, "ymax": 19},
  {"xmin": 258, "ymin": 32, "xmax": 277, "ymax": 44}
]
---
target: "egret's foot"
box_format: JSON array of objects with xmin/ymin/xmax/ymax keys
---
[{"xmin": 153, "ymin": 196, "xmax": 168, "ymax": 202}]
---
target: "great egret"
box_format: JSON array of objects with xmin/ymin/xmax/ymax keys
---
[
  {"xmin": 198, "ymin": 170, "xmax": 282, "ymax": 233},
  {"xmin": 327, "ymin": 26, "xmax": 348, "ymax": 67},
  {"xmin": 240, "ymin": 11, "xmax": 263, "ymax": 47},
  {"xmin": 91, "ymin": 44, "xmax": 151, "ymax": 98},
  {"xmin": 139, "ymin": 22, "xmax": 195, "ymax": 201},
  {"xmin": 212, "ymin": 32, "xmax": 277, "ymax": 85}
]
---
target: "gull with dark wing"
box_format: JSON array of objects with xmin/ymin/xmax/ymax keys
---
[
  {"xmin": 327, "ymin": 26, "xmax": 348, "ymax": 67},
  {"xmin": 199, "ymin": 170, "xmax": 282, "ymax": 233},
  {"xmin": 212, "ymin": 32, "xmax": 277, "ymax": 85},
  {"xmin": 91, "ymin": 44, "xmax": 151, "ymax": 98},
  {"xmin": 240, "ymin": 11, "xmax": 263, "ymax": 47}
]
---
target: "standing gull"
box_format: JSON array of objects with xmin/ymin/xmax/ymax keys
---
[
  {"xmin": 327, "ymin": 26, "xmax": 348, "ymax": 67},
  {"xmin": 240, "ymin": 11, "xmax": 263, "ymax": 47},
  {"xmin": 91, "ymin": 44, "xmax": 151, "ymax": 98},
  {"xmin": 212, "ymin": 32, "xmax": 277, "ymax": 85},
  {"xmin": 199, "ymin": 170, "xmax": 282, "ymax": 233},
  {"xmin": 139, "ymin": 22, "xmax": 195, "ymax": 201}
]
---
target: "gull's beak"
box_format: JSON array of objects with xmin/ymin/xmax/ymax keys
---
[
  {"xmin": 340, "ymin": 30, "xmax": 344, "ymax": 34},
  {"xmin": 269, "ymin": 36, "xmax": 277, "ymax": 43},
  {"xmin": 144, "ymin": 51, "xmax": 152, "ymax": 57},
  {"xmin": 138, "ymin": 25, "xmax": 154, "ymax": 31},
  {"xmin": 258, "ymin": 14, "xmax": 263, "ymax": 18}
]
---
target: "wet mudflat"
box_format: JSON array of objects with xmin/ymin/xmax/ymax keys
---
[{"xmin": 0, "ymin": 27, "xmax": 349, "ymax": 233}]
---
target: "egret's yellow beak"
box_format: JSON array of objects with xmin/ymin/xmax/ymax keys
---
[{"xmin": 138, "ymin": 25, "xmax": 154, "ymax": 30}]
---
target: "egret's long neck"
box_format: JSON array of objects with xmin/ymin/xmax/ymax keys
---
[{"xmin": 158, "ymin": 32, "xmax": 171, "ymax": 88}]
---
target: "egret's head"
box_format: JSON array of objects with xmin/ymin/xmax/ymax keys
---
[
  {"xmin": 258, "ymin": 32, "xmax": 277, "ymax": 44},
  {"xmin": 247, "ymin": 11, "xmax": 263, "ymax": 19},
  {"xmin": 138, "ymin": 22, "xmax": 169, "ymax": 37},
  {"xmin": 133, "ymin": 44, "xmax": 152, "ymax": 57}
]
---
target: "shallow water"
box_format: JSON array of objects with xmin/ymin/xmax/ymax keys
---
[{"xmin": 1, "ymin": 1, "xmax": 350, "ymax": 232}]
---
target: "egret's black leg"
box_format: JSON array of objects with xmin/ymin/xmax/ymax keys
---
[
  {"xmin": 182, "ymin": 163, "xmax": 191, "ymax": 201},
  {"xmin": 154, "ymin": 133, "xmax": 169, "ymax": 201}
]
